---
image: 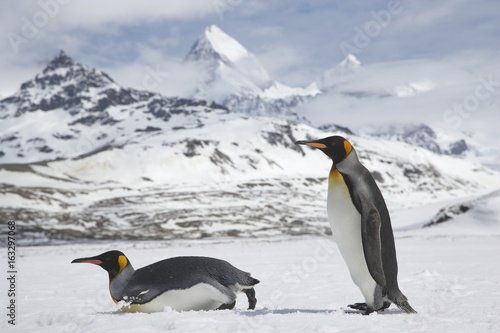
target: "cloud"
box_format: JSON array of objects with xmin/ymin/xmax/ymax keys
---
[
  {"xmin": 406, "ymin": 0, "xmax": 462, "ymax": 26},
  {"xmin": 103, "ymin": 45, "xmax": 201, "ymax": 98},
  {"xmin": 1, "ymin": 0, "xmax": 218, "ymax": 30},
  {"xmin": 0, "ymin": 0, "xmax": 218, "ymax": 58},
  {"xmin": 254, "ymin": 43, "xmax": 312, "ymax": 86},
  {"xmin": 1, "ymin": 0, "xmax": 500, "ymax": 124},
  {"xmin": 298, "ymin": 49, "xmax": 500, "ymax": 145}
]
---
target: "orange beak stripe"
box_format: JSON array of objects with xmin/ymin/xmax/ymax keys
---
[{"xmin": 304, "ymin": 142, "xmax": 327, "ymax": 149}]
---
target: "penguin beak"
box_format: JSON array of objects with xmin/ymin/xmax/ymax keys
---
[
  {"xmin": 295, "ymin": 140, "xmax": 327, "ymax": 149},
  {"xmin": 71, "ymin": 257, "xmax": 102, "ymax": 265}
]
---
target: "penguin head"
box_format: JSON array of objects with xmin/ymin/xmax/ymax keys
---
[
  {"xmin": 72, "ymin": 250, "xmax": 130, "ymax": 281},
  {"xmin": 295, "ymin": 135, "xmax": 353, "ymax": 164}
]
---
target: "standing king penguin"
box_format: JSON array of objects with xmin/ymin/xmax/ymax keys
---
[
  {"xmin": 296, "ymin": 136, "xmax": 416, "ymax": 314},
  {"xmin": 72, "ymin": 250, "xmax": 259, "ymax": 313}
]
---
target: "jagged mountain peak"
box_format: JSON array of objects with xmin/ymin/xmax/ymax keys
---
[
  {"xmin": 184, "ymin": 26, "xmax": 318, "ymax": 115},
  {"xmin": 186, "ymin": 25, "xmax": 270, "ymax": 87},
  {"xmin": 185, "ymin": 25, "xmax": 252, "ymax": 65},
  {"xmin": 43, "ymin": 50, "xmax": 75, "ymax": 73},
  {"xmin": 338, "ymin": 54, "xmax": 362, "ymax": 70},
  {"xmin": 17, "ymin": 50, "xmax": 117, "ymax": 96},
  {"xmin": 200, "ymin": 25, "xmax": 249, "ymax": 63},
  {"xmin": 46, "ymin": 50, "xmax": 114, "ymax": 85},
  {"xmin": 316, "ymin": 54, "xmax": 363, "ymax": 92},
  {"xmin": 0, "ymin": 50, "xmax": 123, "ymax": 120}
]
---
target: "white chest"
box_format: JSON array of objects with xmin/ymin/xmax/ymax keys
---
[
  {"xmin": 327, "ymin": 170, "xmax": 362, "ymax": 246},
  {"xmin": 118, "ymin": 283, "xmax": 232, "ymax": 313},
  {"xmin": 327, "ymin": 170, "xmax": 377, "ymax": 304}
]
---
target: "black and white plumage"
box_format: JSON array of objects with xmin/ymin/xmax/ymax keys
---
[
  {"xmin": 72, "ymin": 250, "xmax": 259, "ymax": 313},
  {"xmin": 296, "ymin": 136, "xmax": 416, "ymax": 315}
]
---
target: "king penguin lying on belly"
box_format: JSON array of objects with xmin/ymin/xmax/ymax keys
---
[{"xmin": 72, "ymin": 250, "xmax": 259, "ymax": 313}]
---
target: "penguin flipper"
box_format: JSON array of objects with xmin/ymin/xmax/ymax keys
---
[
  {"xmin": 359, "ymin": 198, "xmax": 386, "ymax": 287},
  {"xmin": 217, "ymin": 301, "xmax": 236, "ymax": 310},
  {"xmin": 122, "ymin": 286, "xmax": 160, "ymax": 304}
]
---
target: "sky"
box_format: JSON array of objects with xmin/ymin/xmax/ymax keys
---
[
  {"xmin": 0, "ymin": 0, "xmax": 499, "ymax": 151},
  {"xmin": 1, "ymin": 0, "xmax": 499, "ymax": 95}
]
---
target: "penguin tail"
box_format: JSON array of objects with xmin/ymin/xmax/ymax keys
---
[
  {"xmin": 391, "ymin": 292, "xmax": 417, "ymax": 314},
  {"xmin": 395, "ymin": 299, "xmax": 417, "ymax": 314},
  {"xmin": 248, "ymin": 277, "xmax": 260, "ymax": 286},
  {"xmin": 240, "ymin": 275, "xmax": 258, "ymax": 310}
]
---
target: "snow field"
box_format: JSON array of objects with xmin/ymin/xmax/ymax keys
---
[{"xmin": 1, "ymin": 232, "xmax": 499, "ymax": 333}]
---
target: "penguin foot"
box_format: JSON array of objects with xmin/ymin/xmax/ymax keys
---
[
  {"xmin": 244, "ymin": 288, "xmax": 257, "ymax": 310},
  {"xmin": 378, "ymin": 301, "xmax": 391, "ymax": 312},
  {"xmin": 217, "ymin": 301, "xmax": 236, "ymax": 310},
  {"xmin": 348, "ymin": 303, "xmax": 373, "ymax": 315}
]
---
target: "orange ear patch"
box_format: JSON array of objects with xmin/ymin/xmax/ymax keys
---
[
  {"xmin": 118, "ymin": 255, "xmax": 128, "ymax": 272},
  {"xmin": 344, "ymin": 140, "xmax": 353, "ymax": 155}
]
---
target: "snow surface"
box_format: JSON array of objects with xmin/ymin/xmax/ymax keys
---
[{"xmin": 2, "ymin": 225, "xmax": 499, "ymax": 332}]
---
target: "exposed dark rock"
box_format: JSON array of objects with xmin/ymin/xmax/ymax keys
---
[
  {"xmin": 262, "ymin": 123, "xmax": 303, "ymax": 154},
  {"xmin": 53, "ymin": 134, "xmax": 75, "ymax": 140},
  {"xmin": 449, "ymin": 139, "xmax": 468, "ymax": 155},
  {"xmin": 69, "ymin": 114, "xmax": 119, "ymax": 126},
  {"xmin": 135, "ymin": 126, "xmax": 162, "ymax": 132},
  {"xmin": 318, "ymin": 123, "xmax": 355, "ymax": 135},
  {"xmin": 1, "ymin": 135, "xmax": 17, "ymax": 143},
  {"xmin": 37, "ymin": 145, "xmax": 54, "ymax": 153},
  {"xmin": 210, "ymin": 148, "xmax": 233, "ymax": 166},
  {"xmin": 425, "ymin": 204, "xmax": 470, "ymax": 227},
  {"xmin": 183, "ymin": 139, "xmax": 213, "ymax": 157}
]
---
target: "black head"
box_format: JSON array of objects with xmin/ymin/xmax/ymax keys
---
[
  {"xmin": 295, "ymin": 135, "xmax": 353, "ymax": 164},
  {"xmin": 72, "ymin": 250, "xmax": 130, "ymax": 281}
]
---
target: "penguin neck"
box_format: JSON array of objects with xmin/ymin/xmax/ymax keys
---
[
  {"xmin": 109, "ymin": 264, "xmax": 135, "ymax": 301},
  {"xmin": 329, "ymin": 149, "xmax": 359, "ymax": 184},
  {"xmin": 329, "ymin": 164, "xmax": 342, "ymax": 186}
]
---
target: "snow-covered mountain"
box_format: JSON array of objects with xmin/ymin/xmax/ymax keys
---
[
  {"xmin": 1, "ymin": 51, "xmax": 499, "ymax": 244},
  {"xmin": 316, "ymin": 54, "xmax": 362, "ymax": 92},
  {"xmin": 297, "ymin": 54, "xmax": 500, "ymax": 168},
  {"xmin": 368, "ymin": 124, "xmax": 469, "ymax": 156},
  {"xmin": 0, "ymin": 50, "xmax": 231, "ymax": 164},
  {"xmin": 184, "ymin": 25, "xmax": 319, "ymax": 116},
  {"xmin": 313, "ymin": 53, "xmax": 432, "ymax": 100},
  {"xmin": 313, "ymin": 54, "xmax": 436, "ymax": 99},
  {"xmin": 425, "ymin": 189, "xmax": 500, "ymax": 233}
]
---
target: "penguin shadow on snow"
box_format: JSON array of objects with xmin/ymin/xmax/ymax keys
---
[
  {"xmin": 92, "ymin": 306, "xmax": 405, "ymax": 316},
  {"xmin": 237, "ymin": 307, "xmax": 406, "ymax": 317},
  {"xmin": 237, "ymin": 308, "xmax": 336, "ymax": 316}
]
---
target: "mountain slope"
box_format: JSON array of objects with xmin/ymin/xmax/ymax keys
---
[
  {"xmin": 425, "ymin": 190, "xmax": 500, "ymax": 233},
  {"xmin": 369, "ymin": 124, "xmax": 469, "ymax": 156},
  {"xmin": 1, "ymin": 51, "xmax": 499, "ymax": 244}
]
